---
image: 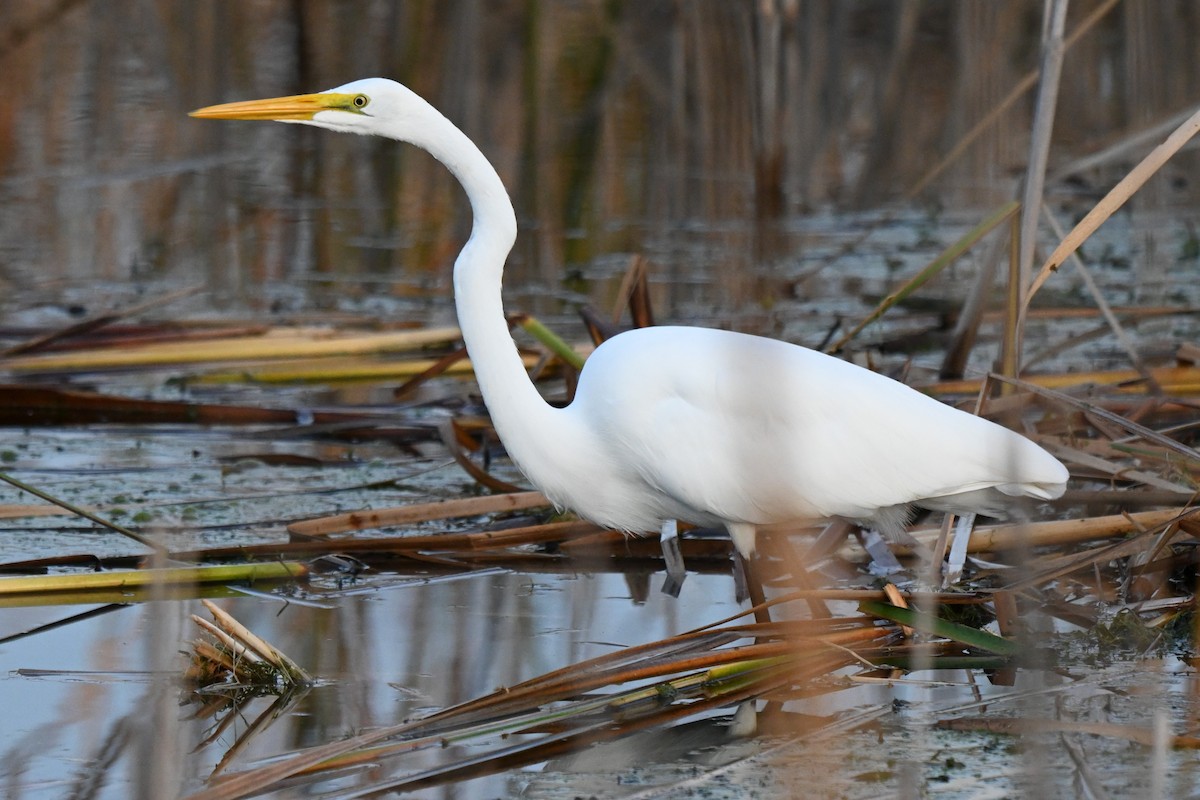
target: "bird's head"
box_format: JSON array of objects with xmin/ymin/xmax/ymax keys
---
[{"xmin": 190, "ymin": 78, "xmax": 429, "ymax": 139}]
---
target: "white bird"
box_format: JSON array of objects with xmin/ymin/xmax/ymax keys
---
[{"xmin": 191, "ymin": 79, "xmax": 1069, "ymax": 574}]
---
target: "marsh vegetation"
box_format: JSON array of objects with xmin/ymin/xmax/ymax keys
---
[{"xmin": 1, "ymin": 2, "xmax": 1199, "ymax": 797}]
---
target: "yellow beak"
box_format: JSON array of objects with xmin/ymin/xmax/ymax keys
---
[{"xmin": 189, "ymin": 92, "xmax": 361, "ymax": 121}]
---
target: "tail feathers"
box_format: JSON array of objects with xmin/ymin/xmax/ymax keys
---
[
  {"xmin": 920, "ymin": 484, "xmax": 1061, "ymax": 520},
  {"xmin": 996, "ymin": 479, "xmax": 1067, "ymax": 501},
  {"xmin": 855, "ymin": 504, "xmax": 915, "ymax": 542}
]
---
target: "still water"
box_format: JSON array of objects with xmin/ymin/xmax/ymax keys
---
[
  {"xmin": 3, "ymin": 1, "xmax": 1200, "ymax": 797},
  {"xmin": 1, "ymin": 568, "xmax": 747, "ymax": 796}
]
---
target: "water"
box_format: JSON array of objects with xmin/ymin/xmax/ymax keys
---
[
  {"xmin": 0, "ymin": 569, "xmax": 745, "ymax": 797},
  {"xmin": 2, "ymin": 2, "xmax": 1200, "ymax": 796}
]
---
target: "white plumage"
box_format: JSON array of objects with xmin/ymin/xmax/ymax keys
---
[{"xmin": 192, "ymin": 78, "xmax": 1069, "ymax": 560}]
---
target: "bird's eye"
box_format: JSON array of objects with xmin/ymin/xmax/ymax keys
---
[{"xmin": 352, "ymin": 94, "xmax": 369, "ymax": 109}]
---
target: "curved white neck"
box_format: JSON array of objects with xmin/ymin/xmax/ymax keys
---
[{"xmin": 415, "ymin": 109, "xmax": 568, "ymax": 482}]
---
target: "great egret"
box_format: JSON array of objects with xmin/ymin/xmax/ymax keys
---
[{"xmin": 191, "ymin": 79, "xmax": 1069, "ymax": 576}]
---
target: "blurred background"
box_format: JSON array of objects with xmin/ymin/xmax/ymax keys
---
[{"xmin": 1, "ymin": 0, "xmax": 1198, "ymax": 356}]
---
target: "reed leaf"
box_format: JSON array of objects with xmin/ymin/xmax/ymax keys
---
[
  {"xmin": 514, "ymin": 314, "xmax": 588, "ymax": 370},
  {"xmin": 903, "ymin": 508, "xmax": 1194, "ymax": 554},
  {"xmin": 192, "ymin": 353, "xmax": 541, "ymax": 384},
  {"xmin": 287, "ymin": 490, "xmax": 551, "ymax": 536},
  {"xmin": 0, "ymin": 562, "xmax": 308, "ymax": 596},
  {"xmin": 0, "ymin": 327, "xmax": 463, "ymax": 373},
  {"xmin": 1026, "ymin": 103, "xmax": 1200, "ymax": 306},
  {"xmin": 857, "ymin": 600, "xmax": 1020, "ymax": 656},
  {"xmin": 827, "ymin": 201, "xmax": 1019, "ymax": 352}
]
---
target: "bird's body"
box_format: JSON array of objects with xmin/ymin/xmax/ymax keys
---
[
  {"xmin": 533, "ymin": 325, "xmax": 1064, "ymax": 554},
  {"xmin": 192, "ymin": 78, "xmax": 1069, "ymax": 560}
]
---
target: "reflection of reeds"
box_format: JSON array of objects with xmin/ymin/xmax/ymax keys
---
[
  {"xmin": 187, "ymin": 598, "xmax": 311, "ymax": 689},
  {"xmin": 4, "ymin": 1, "xmax": 1199, "ymax": 308},
  {"xmin": 177, "ymin": 589, "xmax": 1023, "ymax": 798}
]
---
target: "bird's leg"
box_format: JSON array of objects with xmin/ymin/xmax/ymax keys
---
[
  {"xmin": 659, "ymin": 519, "xmax": 686, "ymax": 597},
  {"xmin": 731, "ymin": 548, "xmax": 751, "ymax": 603},
  {"xmin": 941, "ymin": 512, "xmax": 976, "ymax": 588},
  {"xmin": 728, "ymin": 700, "xmax": 759, "ymax": 738},
  {"xmin": 726, "ymin": 522, "xmax": 771, "ymax": 623},
  {"xmin": 801, "ymin": 519, "xmax": 856, "ymax": 562},
  {"xmin": 734, "ymin": 549, "xmax": 772, "ymax": 624},
  {"xmin": 859, "ymin": 529, "xmax": 905, "ymax": 575}
]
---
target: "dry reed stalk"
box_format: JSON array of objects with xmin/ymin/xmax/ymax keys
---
[
  {"xmin": 1044, "ymin": 444, "xmax": 1192, "ymax": 494},
  {"xmin": 287, "ymin": 491, "xmax": 551, "ymax": 537},
  {"xmin": 988, "ymin": 374, "xmax": 1200, "ymax": 463},
  {"xmin": 392, "ymin": 346, "xmax": 470, "ymax": 400},
  {"xmin": 437, "ymin": 418, "xmax": 527, "ymax": 493},
  {"xmin": 310, "ymin": 662, "xmax": 805, "ymax": 794},
  {"xmin": 200, "ymin": 599, "xmax": 310, "ymax": 681},
  {"xmin": 191, "ymin": 617, "xmax": 265, "ymax": 666},
  {"xmin": 192, "ymin": 354, "xmax": 540, "ymax": 384},
  {"xmin": 738, "ymin": 587, "xmax": 991, "ymax": 606},
  {"xmin": 1026, "ymin": 102, "xmax": 1200, "ymax": 307},
  {"xmin": 1039, "ymin": 206, "xmax": 1158, "ymax": 389},
  {"xmin": 905, "ymin": 508, "xmax": 1194, "ymax": 554},
  {"xmin": 827, "ymin": 201, "xmax": 1019, "ymax": 352},
  {"xmin": 882, "ymin": 583, "xmax": 915, "ymax": 638},
  {"xmin": 999, "ymin": 211, "xmax": 1023, "ymax": 384},
  {"xmin": 558, "ymin": 527, "xmax": 737, "ymax": 562},
  {"xmin": 185, "ymin": 716, "xmax": 409, "ymax": 799},
  {"xmin": 2, "ymin": 284, "xmax": 205, "ymax": 357},
  {"xmin": 0, "ymin": 561, "xmax": 308, "ymax": 596},
  {"xmin": 0, "ymin": 585, "xmax": 244, "ymax": 610},
  {"xmin": 610, "ymin": 254, "xmax": 656, "ymax": 328},
  {"xmin": 1049, "ymin": 104, "xmax": 1200, "ymax": 183},
  {"xmin": 927, "ymin": 365, "xmax": 1200, "ymax": 396},
  {"xmin": 0, "ymin": 504, "xmax": 66, "ymax": 519},
  {"xmin": 940, "ymin": 228, "xmax": 1008, "ymax": 379},
  {"xmin": 154, "ymin": 519, "xmax": 602, "ymax": 566},
  {"xmin": 1062, "ymin": 436, "xmax": 1195, "ymax": 470},
  {"xmin": 716, "ymin": 619, "xmax": 883, "ymax": 642},
  {"xmin": 418, "ymin": 640, "xmax": 881, "ymax": 741},
  {"xmin": 998, "ymin": 532, "xmax": 1170, "ymax": 594},
  {"xmin": 186, "ymin": 640, "xmax": 241, "ymax": 681},
  {"xmin": 927, "ymin": 511, "xmax": 956, "ymax": 584},
  {"xmin": 360, "ymin": 652, "xmax": 902, "ymax": 796},
  {"xmin": 992, "ymin": 591, "xmax": 1021, "ymax": 639},
  {"xmin": 0, "ymin": 384, "xmax": 387, "ymax": 427},
  {"xmin": 0, "ymin": 470, "xmax": 166, "ymax": 554},
  {"xmin": 187, "ymin": 600, "xmax": 311, "ymax": 691},
  {"xmin": 17, "ymin": 324, "xmax": 273, "ymax": 353},
  {"xmin": 429, "ymin": 613, "xmax": 890, "ymax": 729},
  {"xmin": 0, "ymin": 326, "xmax": 463, "ymax": 373},
  {"xmin": 1015, "ymin": 0, "xmax": 1069, "ymax": 299},
  {"xmin": 988, "ymin": 306, "xmax": 1194, "ymax": 322}
]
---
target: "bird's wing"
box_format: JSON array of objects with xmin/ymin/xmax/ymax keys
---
[{"xmin": 577, "ymin": 326, "xmax": 1060, "ymax": 527}]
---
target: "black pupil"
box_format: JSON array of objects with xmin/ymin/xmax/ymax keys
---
[{"xmin": 354, "ymin": 95, "xmax": 366, "ymax": 107}]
